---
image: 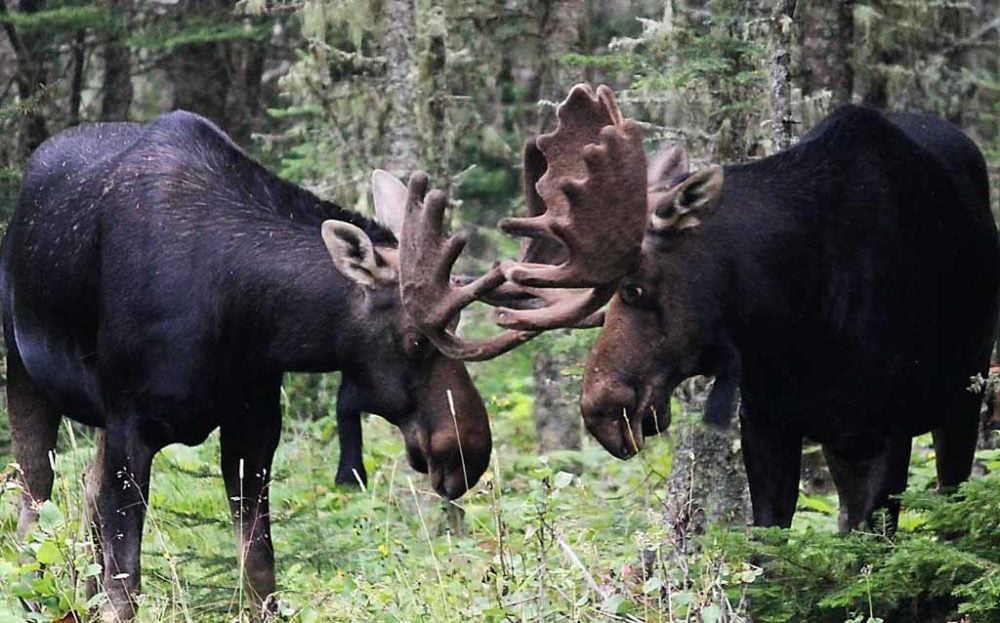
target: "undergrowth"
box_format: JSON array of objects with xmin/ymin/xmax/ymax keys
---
[{"xmin": 0, "ymin": 360, "xmax": 997, "ymax": 622}]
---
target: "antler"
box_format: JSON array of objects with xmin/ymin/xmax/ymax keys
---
[
  {"xmin": 398, "ymin": 172, "xmax": 539, "ymax": 361},
  {"xmin": 462, "ymin": 139, "xmax": 605, "ymax": 331},
  {"xmin": 485, "ymin": 84, "xmax": 649, "ymax": 331}
]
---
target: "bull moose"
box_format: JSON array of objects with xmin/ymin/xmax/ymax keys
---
[
  {"xmin": 0, "ymin": 112, "xmax": 523, "ymax": 619},
  {"xmin": 401, "ymin": 84, "xmax": 999, "ymax": 532}
]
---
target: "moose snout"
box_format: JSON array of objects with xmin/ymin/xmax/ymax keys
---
[
  {"xmin": 402, "ymin": 416, "xmax": 491, "ymax": 500},
  {"xmin": 580, "ymin": 381, "xmax": 646, "ymax": 460}
]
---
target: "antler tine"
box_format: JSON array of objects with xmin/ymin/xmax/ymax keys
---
[
  {"xmin": 491, "ymin": 284, "xmax": 613, "ymax": 331},
  {"xmin": 398, "ymin": 172, "xmax": 539, "ymax": 361},
  {"xmin": 497, "ymin": 84, "xmax": 649, "ymax": 291}
]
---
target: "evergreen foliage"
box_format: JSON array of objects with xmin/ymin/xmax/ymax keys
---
[{"xmin": 0, "ymin": 1, "xmax": 998, "ymax": 621}]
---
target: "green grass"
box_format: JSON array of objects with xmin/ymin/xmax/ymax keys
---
[
  {"xmin": 0, "ymin": 364, "xmax": 685, "ymax": 622},
  {"xmin": 1, "ymin": 360, "xmax": 997, "ymax": 622}
]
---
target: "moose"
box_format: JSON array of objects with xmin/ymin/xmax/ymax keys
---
[
  {"xmin": 400, "ymin": 84, "xmax": 999, "ymax": 533},
  {"xmin": 0, "ymin": 112, "xmax": 541, "ymax": 619}
]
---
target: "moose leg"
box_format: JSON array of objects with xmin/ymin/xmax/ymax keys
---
[
  {"xmin": 823, "ymin": 433, "xmax": 911, "ymax": 533},
  {"xmin": 98, "ymin": 421, "xmax": 157, "ymax": 621},
  {"xmin": 7, "ymin": 348, "xmax": 61, "ymax": 542},
  {"xmin": 221, "ymin": 382, "xmax": 282, "ymax": 614},
  {"xmin": 83, "ymin": 430, "xmax": 106, "ymax": 599},
  {"xmin": 334, "ymin": 380, "xmax": 366, "ymax": 488},
  {"xmin": 739, "ymin": 407, "xmax": 802, "ymax": 528},
  {"xmin": 932, "ymin": 395, "xmax": 980, "ymax": 492}
]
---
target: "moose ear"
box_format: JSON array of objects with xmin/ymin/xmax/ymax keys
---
[
  {"xmin": 371, "ymin": 169, "xmax": 406, "ymax": 239},
  {"xmin": 322, "ymin": 220, "xmax": 388, "ymax": 287},
  {"xmin": 646, "ymin": 145, "xmax": 690, "ymax": 192},
  {"xmin": 650, "ymin": 165, "xmax": 724, "ymax": 232}
]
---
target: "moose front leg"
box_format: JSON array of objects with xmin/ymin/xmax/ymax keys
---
[
  {"xmin": 739, "ymin": 406, "xmax": 803, "ymax": 528},
  {"xmin": 98, "ymin": 422, "xmax": 157, "ymax": 621},
  {"xmin": 221, "ymin": 383, "xmax": 282, "ymax": 615}
]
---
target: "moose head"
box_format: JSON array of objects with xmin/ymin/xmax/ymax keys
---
[
  {"xmin": 319, "ymin": 172, "xmax": 510, "ymax": 499},
  {"xmin": 399, "ymin": 84, "xmax": 737, "ymax": 461}
]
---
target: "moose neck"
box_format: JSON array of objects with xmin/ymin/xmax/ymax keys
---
[
  {"xmin": 716, "ymin": 155, "xmax": 832, "ymax": 338},
  {"xmin": 223, "ymin": 224, "xmax": 379, "ymax": 375}
]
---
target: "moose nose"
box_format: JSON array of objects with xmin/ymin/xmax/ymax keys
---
[
  {"xmin": 430, "ymin": 467, "xmax": 470, "ymax": 500},
  {"xmin": 580, "ymin": 383, "xmax": 645, "ymax": 459}
]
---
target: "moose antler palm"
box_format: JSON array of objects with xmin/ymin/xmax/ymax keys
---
[{"xmin": 492, "ymin": 84, "xmax": 649, "ymax": 331}]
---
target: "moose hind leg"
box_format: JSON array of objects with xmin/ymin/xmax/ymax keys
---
[
  {"xmin": 221, "ymin": 381, "xmax": 282, "ymax": 614},
  {"xmin": 823, "ymin": 432, "xmax": 911, "ymax": 533},
  {"xmin": 7, "ymin": 348, "xmax": 61, "ymax": 541},
  {"xmin": 98, "ymin": 421, "xmax": 157, "ymax": 621},
  {"xmin": 83, "ymin": 429, "xmax": 106, "ymax": 599}
]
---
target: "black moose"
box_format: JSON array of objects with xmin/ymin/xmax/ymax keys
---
[
  {"xmin": 403, "ymin": 84, "xmax": 1000, "ymax": 533},
  {"xmin": 1, "ymin": 112, "xmax": 499, "ymax": 619}
]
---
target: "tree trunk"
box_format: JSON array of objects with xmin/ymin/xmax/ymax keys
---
[
  {"xmin": 522, "ymin": 0, "xmax": 584, "ymax": 132},
  {"xmin": 165, "ymin": 1, "xmax": 236, "ymax": 135},
  {"xmin": 533, "ymin": 336, "xmax": 582, "ymax": 454},
  {"xmin": 100, "ymin": 0, "xmax": 133, "ymax": 121},
  {"xmin": 799, "ymin": 0, "xmax": 854, "ymax": 106},
  {"xmin": 768, "ymin": 0, "xmax": 796, "ymax": 152},
  {"xmin": 380, "ymin": 0, "xmax": 419, "ymax": 175},
  {"xmin": 3, "ymin": 0, "xmax": 50, "ymax": 159},
  {"xmin": 419, "ymin": 15, "xmax": 449, "ymax": 188},
  {"xmin": 226, "ymin": 29, "xmax": 267, "ymax": 143},
  {"xmin": 663, "ymin": 419, "xmax": 751, "ymax": 554},
  {"xmin": 525, "ymin": 0, "xmax": 587, "ymax": 455},
  {"xmin": 68, "ymin": 29, "xmax": 85, "ymax": 126}
]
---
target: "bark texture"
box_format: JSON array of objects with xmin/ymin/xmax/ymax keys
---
[
  {"xmin": 768, "ymin": 0, "xmax": 796, "ymax": 152},
  {"xmin": 663, "ymin": 419, "xmax": 751, "ymax": 554},
  {"xmin": 381, "ymin": 0, "xmax": 419, "ymax": 175},
  {"xmin": 420, "ymin": 15, "xmax": 449, "ymax": 187},
  {"xmin": 4, "ymin": 0, "xmax": 49, "ymax": 159},
  {"xmin": 100, "ymin": 0, "xmax": 133, "ymax": 121},
  {"xmin": 528, "ymin": 0, "xmax": 587, "ymax": 454},
  {"xmin": 533, "ymin": 337, "xmax": 582, "ymax": 454},
  {"xmin": 68, "ymin": 29, "xmax": 84, "ymax": 126},
  {"xmin": 166, "ymin": 2, "xmax": 233, "ymax": 134},
  {"xmin": 799, "ymin": 0, "xmax": 854, "ymax": 105}
]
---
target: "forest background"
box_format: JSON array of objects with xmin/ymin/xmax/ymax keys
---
[{"xmin": 0, "ymin": 0, "xmax": 999, "ymax": 621}]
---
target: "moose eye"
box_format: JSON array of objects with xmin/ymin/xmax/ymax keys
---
[
  {"xmin": 619, "ymin": 284, "xmax": 644, "ymax": 306},
  {"xmin": 402, "ymin": 332, "xmax": 427, "ymax": 358}
]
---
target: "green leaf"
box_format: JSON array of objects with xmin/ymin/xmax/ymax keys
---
[
  {"xmin": 35, "ymin": 541, "xmax": 63, "ymax": 565},
  {"xmin": 602, "ymin": 594, "xmax": 634, "ymax": 615},
  {"xmin": 553, "ymin": 471, "xmax": 575, "ymax": 489},
  {"xmin": 642, "ymin": 577, "xmax": 664, "ymax": 594},
  {"xmin": 299, "ymin": 607, "xmax": 319, "ymax": 623},
  {"xmin": 0, "ymin": 560, "xmax": 17, "ymax": 578},
  {"xmin": 701, "ymin": 604, "xmax": 723, "ymax": 623},
  {"xmin": 797, "ymin": 492, "xmax": 837, "ymax": 516},
  {"xmin": 37, "ymin": 501, "xmax": 63, "ymax": 532}
]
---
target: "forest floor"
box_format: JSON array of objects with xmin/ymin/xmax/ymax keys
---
[{"xmin": 0, "ymin": 347, "xmax": 994, "ymax": 622}]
